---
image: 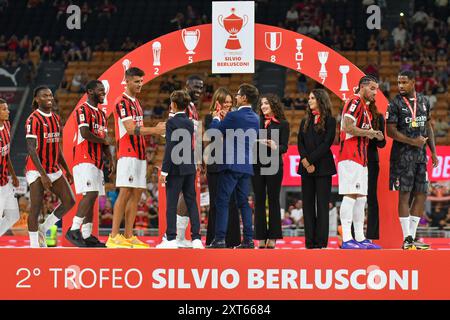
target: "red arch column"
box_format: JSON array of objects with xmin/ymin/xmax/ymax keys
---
[{"xmin": 63, "ymin": 24, "xmax": 400, "ymax": 248}]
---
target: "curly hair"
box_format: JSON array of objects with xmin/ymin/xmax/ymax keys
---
[
  {"xmin": 258, "ymin": 93, "xmax": 286, "ymax": 121},
  {"xmin": 303, "ymin": 89, "xmax": 332, "ymax": 133}
]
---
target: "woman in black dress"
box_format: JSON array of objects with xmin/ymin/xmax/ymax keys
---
[
  {"xmin": 297, "ymin": 89, "xmax": 336, "ymax": 249},
  {"xmin": 252, "ymin": 94, "xmax": 290, "ymax": 249}
]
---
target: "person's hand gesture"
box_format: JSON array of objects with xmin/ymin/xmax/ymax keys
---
[{"xmin": 159, "ymin": 174, "xmax": 167, "ymax": 186}]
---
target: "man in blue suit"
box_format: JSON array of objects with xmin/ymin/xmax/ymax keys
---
[
  {"xmin": 157, "ymin": 90, "xmax": 203, "ymax": 249},
  {"xmin": 208, "ymin": 83, "xmax": 260, "ymax": 249}
]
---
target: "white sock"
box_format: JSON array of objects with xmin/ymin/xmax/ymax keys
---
[
  {"xmin": 176, "ymin": 215, "xmax": 189, "ymax": 241},
  {"xmin": 0, "ymin": 209, "xmax": 20, "ymax": 236},
  {"xmin": 81, "ymin": 223, "xmax": 93, "ymax": 239},
  {"xmin": 353, "ymin": 197, "xmax": 367, "ymax": 242},
  {"xmin": 41, "ymin": 213, "xmax": 60, "ymax": 232},
  {"xmin": 29, "ymin": 231, "xmax": 39, "ymax": 248},
  {"xmin": 71, "ymin": 216, "xmax": 84, "ymax": 231},
  {"xmin": 399, "ymin": 216, "xmax": 410, "ymax": 239},
  {"xmin": 340, "ymin": 196, "xmax": 356, "ymax": 242},
  {"xmin": 409, "ymin": 216, "xmax": 421, "ymax": 239}
]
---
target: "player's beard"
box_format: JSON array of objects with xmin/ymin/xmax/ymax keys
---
[
  {"xmin": 189, "ymin": 92, "xmax": 198, "ymax": 105},
  {"xmin": 362, "ymin": 93, "xmax": 373, "ymax": 103},
  {"xmin": 399, "ymin": 88, "xmax": 413, "ymax": 97}
]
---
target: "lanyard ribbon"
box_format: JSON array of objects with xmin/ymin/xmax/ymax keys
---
[
  {"xmin": 360, "ymin": 96, "xmax": 373, "ymax": 130},
  {"xmin": 402, "ymin": 93, "xmax": 417, "ymax": 121}
]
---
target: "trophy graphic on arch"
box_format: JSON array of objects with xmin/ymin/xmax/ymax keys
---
[
  {"xmin": 152, "ymin": 41, "xmax": 161, "ymax": 66},
  {"xmin": 339, "ymin": 65, "xmax": 351, "ymax": 100},
  {"xmin": 218, "ymin": 8, "xmax": 248, "ymax": 50},
  {"xmin": 182, "ymin": 29, "xmax": 200, "ymax": 55},
  {"xmin": 339, "ymin": 65, "xmax": 350, "ymax": 92},
  {"xmin": 295, "ymin": 38, "xmax": 304, "ymax": 69},
  {"xmin": 318, "ymin": 51, "xmax": 329, "ymax": 84},
  {"xmin": 121, "ymin": 59, "xmax": 131, "ymax": 84},
  {"xmin": 265, "ymin": 32, "xmax": 282, "ymax": 52}
]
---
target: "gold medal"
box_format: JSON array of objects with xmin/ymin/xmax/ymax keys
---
[{"xmin": 403, "ymin": 94, "xmax": 418, "ymax": 128}]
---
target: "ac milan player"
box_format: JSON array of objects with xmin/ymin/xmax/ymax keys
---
[
  {"xmin": 174, "ymin": 74, "xmax": 204, "ymax": 248},
  {"xmin": 338, "ymin": 76, "xmax": 383, "ymax": 249},
  {"xmin": 66, "ymin": 80, "xmax": 114, "ymax": 247},
  {"xmin": 26, "ymin": 86, "xmax": 75, "ymax": 248},
  {"xmin": 106, "ymin": 67, "xmax": 165, "ymax": 248},
  {"xmin": 0, "ymin": 99, "xmax": 20, "ymax": 237},
  {"xmin": 386, "ymin": 70, "xmax": 438, "ymax": 250}
]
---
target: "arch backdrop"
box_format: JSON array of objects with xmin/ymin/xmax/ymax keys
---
[{"xmin": 62, "ymin": 24, "xmax": 401, "ymax": 248}]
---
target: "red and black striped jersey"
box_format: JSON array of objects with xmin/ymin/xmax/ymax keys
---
[
  {"xmin": 113, "ymin": 93, "xmax": 146, "ymax": 160},
  {"xmin": 187, "ymin": 102, "xmax": 199, "ymax": 121},
  {"xmin": 339, "ymin": 94, "xmax": 372, "ymax": 167},
  {"xmin": 0, "ymin": 121, "xmax": 11, "ymax": 187},
  {"xmin": 25, "ymin": 109, "xmax": 61, "ymax": 173},
  {"xmin": 73, "ymin": 102, "xmax": 108, "ymax": 169}
]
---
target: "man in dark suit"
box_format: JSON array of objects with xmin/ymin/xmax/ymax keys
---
[
  {"xmin": 157, "ymin": 90, "xmax": 203, "ymax": 249},
  {"xmin": 207, "ymin": 84, "xmax": 260, "ymax": 249}
]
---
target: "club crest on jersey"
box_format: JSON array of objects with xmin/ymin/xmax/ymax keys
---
[
  {"xmin": 79, "ymin": 114, "xmax": 85, "ymax": 122},
  {"xmin": 0, "ymin": 144, "xmax": 9, "ymax": 156}
]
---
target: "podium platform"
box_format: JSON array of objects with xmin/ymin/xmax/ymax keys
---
[{"xmin": 1, "ymin": 237, "xmax": 449, "ymax": 300}]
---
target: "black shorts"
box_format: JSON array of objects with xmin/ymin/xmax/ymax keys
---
[{"xmin": 389, "ymin": 161, "xmax": 428, "ymax": 193}]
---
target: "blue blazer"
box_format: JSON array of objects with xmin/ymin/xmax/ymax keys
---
[
  {"xmin": 209, "ymin": 106, "xmax": 260, "ymax": 175},
  {"xmin": 162, "ymin": 113, "xmax": 196, "ymax": 176}
]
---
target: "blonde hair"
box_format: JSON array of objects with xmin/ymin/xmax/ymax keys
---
[{"xmin": 209, "ymin": 87, "xmax": 233, "ymax": 113}]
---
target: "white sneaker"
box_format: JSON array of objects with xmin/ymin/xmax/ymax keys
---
[
  {"xmin": 38, "ymin": 224, "xmax": 47, "ymax": 248},
  {"xmin": 192, "ymin": 239, "xmax": 204, "ymax": 249},
  {"xmin": 156, "ymin": 239, "xmax": 178, "ymax": 249},
  {"xmin": 177, "ymin": 239, "xmax": 193, "ymax": 248}
]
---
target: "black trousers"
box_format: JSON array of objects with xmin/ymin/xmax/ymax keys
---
[
  {"xmin": 301, "ymin": 175, "xmax": 332, "ymax": 248},
  {"xmin": 367, "ymin": 161, "xmax": 380, "ymax": 239},
  {"xmin": 251, "ymin": 166, "xmax": 283, "ymax": 240},
  {"xmin": 206, "ymin": 172, "xmax": 241, "ymax": 247},
  {"xmin": 165, "ymin": 174, "xmax": 201, "ymax": 241}
]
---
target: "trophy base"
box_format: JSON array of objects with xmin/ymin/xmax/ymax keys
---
[{"xmin": 225, "ymin": 38, "xmax": 241, "ymax": 50}]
